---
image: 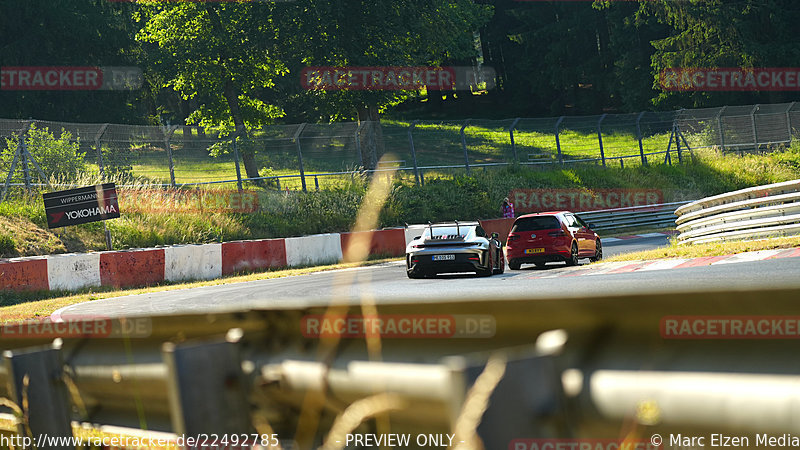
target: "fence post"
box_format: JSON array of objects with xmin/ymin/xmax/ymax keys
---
[
  {"xmin": 20, "ymin": 134, "xmax": 31, "ymax": 192},
  {"xmin": 232, "ymin": 135, "xmax": 244, "ymax": 192},
  {"xmin": 636, "ymin": 111, "xmax": 647, "ymax": 166},
  {"xmin": 715, "ymin": 106, "xmax": 726, "ymax": 151},
  {"xmin": 786, "ymin": 102, "xmax": 795, "ymax": 146},
  {"xmin": 354, "ymin": 121, "xmax": 369, "ymax": 170},
  {"xmin": 408, "ymin": 120, "xmax": 421, "ymax": 186},
  {"xmin": 554, "ymin": 116, "xmax": 565, "ymax": 166},
  {"xmin": 508, "ymin": 118, "xmax": 521, "ymax": 163},
  {"xmin": 22, "ymin": 139, "xmax": 53, "ymax": 191},
  {"xmin": 1, "ymin": 141, "xmax": 21, "ymax": 203},
  {"xmin": 95, "ymin": 124, "xmax": 109, "ymax": 180},
  {"xmin": 597, "ymin": 114, "xmax": 607, "ymax": 167},
  {"xmin": 750, "ymin": 104, "xmax": 760, "ymax": 152},
  {"xmin": 293, "ymin": 123, "xmax": 307, "ymax": 192},
  {"xmin": 665, "ymin": 123, "xmax": 675, "ymax": 165},
  {"xmin": 460, "ymin": 119, "xmax": 471, "ymax": 174},
  {"xmin": 1, "ymin": 123, "xmax": 34, "ymax": 202},
  {"xmin": 164, "ymin": 125, "xmax": 177, "ymax": 187}
]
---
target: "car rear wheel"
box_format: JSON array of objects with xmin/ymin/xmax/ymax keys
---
[
  {"xmin": 407, "ymin": 269, "xmax": 426, "ymax": 279},
  {"xmin": 565, "ymin": 242, "xmax": 579, "ymax": 266},
  {"xmin": 478, "ymin": 250, "xmax": 494, "ymax": 277},
  {"xmin": 493, "ymin": 249, "xmax": 505, "ymax": 274},
  {"xmin": 508, "ymin": 259, "xmax": 521, "ymax": 270},
  {"xmin": 591, "ymin": 241, "xmax": 603, "ymax": 262}
]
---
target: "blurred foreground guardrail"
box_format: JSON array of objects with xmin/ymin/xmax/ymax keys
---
[
  {"xmin": 3, "ymin": 287, "xmax": 800, "ymax": 448},
  {"xmin": 676, "ymin": 179, "xmax": 800, "ymax": 244},
  {"xmin": 576, "ymin": 201, "xmax": 691, "ymax": 233}
]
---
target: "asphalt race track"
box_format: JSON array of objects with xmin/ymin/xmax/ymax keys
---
[{"xmin": 55, "ymin": 235, "xmax": 800, "ymax": 319}]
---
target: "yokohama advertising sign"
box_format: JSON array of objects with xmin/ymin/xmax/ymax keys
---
[{"xmin": 43, "ymin": 184, "xmax": 120, "ymax": 229}]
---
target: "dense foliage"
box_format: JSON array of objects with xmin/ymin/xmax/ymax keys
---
[{"xmin": 2, "ymin": 0, "xmax": 798, "ymax": 127}]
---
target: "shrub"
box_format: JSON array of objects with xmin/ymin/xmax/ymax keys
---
[
  {"xmin": 0, "ymin": 233, "xmax": 16, "ymax": 257},
  {"xmin": 2, "ymin": 125, "xmax": 85, "ymax": 183}
]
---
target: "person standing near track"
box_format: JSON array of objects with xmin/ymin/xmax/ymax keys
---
[{"xmin": 501, "ymin": 197, "xmax": 515, "ymax": 218}]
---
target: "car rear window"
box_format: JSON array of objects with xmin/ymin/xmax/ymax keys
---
[
  {"xmin": 422, "ymin": 226, "xmax": 475, "ymax": 239},
  {"xmin": 511, "ymin": 216, "xmax": 561, "ymax": 232}
]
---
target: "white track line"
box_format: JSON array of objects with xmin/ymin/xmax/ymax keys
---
[
  {"xmin": 582, "ymin": 261, "xmax": 638, "ymax": 275},
  {"xmin": 638, "ymin": 232, "xmax": 672, "ymax": 238},
  {"xmin": 710, "ymin": 249, "xmax": 783, "ymax": 265},
  {"xmin": 636, "ymin": 259, "xmax": 690, "ymax": 271}
]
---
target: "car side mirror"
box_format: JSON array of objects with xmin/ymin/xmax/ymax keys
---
[
  {"xmin": 413, "ymin": 235, "xmax": 421, "ymax": 240},
  {"xmin": 491, "ymin": 232, "xmax": 499, "ymax": 239}
]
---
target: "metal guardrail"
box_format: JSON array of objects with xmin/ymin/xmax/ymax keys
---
[
  {"xmin": 3, "ymin": 287, "xmax": 800, "ymax": 446},
  {"xmin": 675, "ymin": 180, "xmax": 800, "ymax": 244},
  {"xmin": 576, "ymin": 201, "xmax": 692, "ymax": 233}
]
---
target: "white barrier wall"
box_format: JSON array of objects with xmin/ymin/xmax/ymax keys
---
[
  {"xmin": 164, "ymin": 244, "xmax": 222, "ymax": 282},
  {"xmin": 46, "ymin": 253, "xmax": 101, "ymax": 291},
  {"xmin": 285, "ymin": 233, "xmax": 342, "ymax": 267}
]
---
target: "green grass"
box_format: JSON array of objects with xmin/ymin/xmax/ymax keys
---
[
  {"xmin": 0, "ymin": 141, "xmax": 799, "ymax": 259},
  {"xmin": 101, "ymin": 120, "xmax": 703, "ymax": 185}
]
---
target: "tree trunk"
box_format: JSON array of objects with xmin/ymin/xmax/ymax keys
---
[
  {"xmin": 222, "ymin": 78, "xmax": 262, "ymax": 181},
  {"xmin": 206, "ymin": 5, "xmax": 261, "ymax": 181},
  {"xmin": 356, "ymin": 104, "xmax": 383, "ymax": 171},
  {"xmin": 428, "ymin": 90, "xmax": 444, "ymax": 110}
]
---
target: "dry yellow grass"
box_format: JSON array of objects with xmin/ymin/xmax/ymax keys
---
[{"xmin": 601, "ymin": 235, "xmax": 800, "ymax": 263}]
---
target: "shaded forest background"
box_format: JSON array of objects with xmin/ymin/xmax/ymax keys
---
[{"xmin": 1, "ymin": 0, "xmax": 798, "ymax": 127}]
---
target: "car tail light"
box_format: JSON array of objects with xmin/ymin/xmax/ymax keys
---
[
  {"xmin": 507, "ymin": 234, "xmax": 520, "ymax": 242},
  {"xmin": 548, "ymin": 230, "xmax": 566, "ymax": 237}
]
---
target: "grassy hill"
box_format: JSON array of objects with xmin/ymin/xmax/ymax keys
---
[{"xmin": 0, "ymin": 137, "xmax": 798, "ymax": 259}]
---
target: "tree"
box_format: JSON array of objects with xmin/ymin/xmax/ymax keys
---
[
  {"xmin": 0, "ymin": 0, "xmax": 143, "ymax": 122},
  {"xmin": 640, "ymin": 0, "xmax": 800, "ymax": 107},
  {"xmin": 136, "ymin": 0, "xmax": 491, "ymax": 172},
  {"xmin": 281, "ymin": 0, "xmax": 492, "ymax": 166},
  {"xmin": 135, "ymin": 2, "xmax": 288, "ymax": 179}
]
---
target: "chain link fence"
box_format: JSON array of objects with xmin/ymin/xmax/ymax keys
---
[{"xmin": 1, "ymin": 102, "xmax": 798, "ymax": 199}]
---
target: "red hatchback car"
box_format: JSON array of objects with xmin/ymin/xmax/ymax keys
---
[{"xmin": 505, "ymin": 211, "xmax": 602, "ymax": 270}]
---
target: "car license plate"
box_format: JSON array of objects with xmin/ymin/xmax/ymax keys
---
[
  {"xmin": 432, "ymin": 254, "xmax": 455, "ymax": 261},
  {"xmin": 525, "ymin": 248, "xmax": 545, "ymax": 254}
]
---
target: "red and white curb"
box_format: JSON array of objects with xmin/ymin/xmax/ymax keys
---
[
  {"xmin": 601, "ymin": 231, "xmax": 677, "ymax": 243},
  {"xmin": 0, "ymin": 218, "xmax": 516, "ymax": 294},
  {"xmin": 523, "ymin": 247, "xmax": 800, "ymax": 279},
  {"xmin": 0, "ymin": 229, "xmax": 408, "ymax": 293}
]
